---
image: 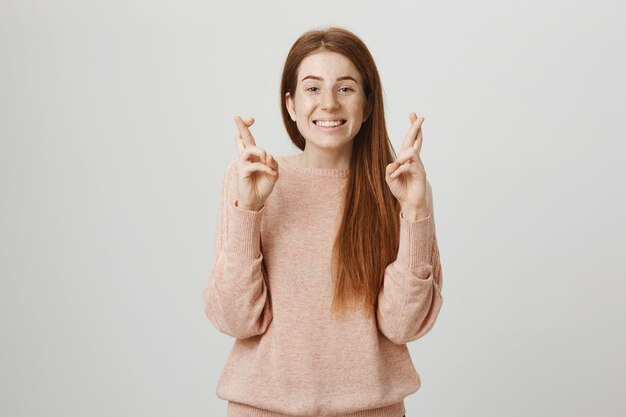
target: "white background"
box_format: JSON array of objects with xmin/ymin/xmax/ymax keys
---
[{"xmin": 1, "ymin": 0, "xmax": 625, "ymax": 416}]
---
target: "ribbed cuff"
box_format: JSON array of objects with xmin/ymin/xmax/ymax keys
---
[
  {"xmin": 396, "ymin": 211, "xmax": 434, "ymax": 271},
  {"xmin": 226, "ymin": 199, "xmax": 264, "ymax": 259}
]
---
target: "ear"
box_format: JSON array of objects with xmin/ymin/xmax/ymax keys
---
[{"xmin": 285, "ymin": 92, "xmax": 296, "ymax": 122}]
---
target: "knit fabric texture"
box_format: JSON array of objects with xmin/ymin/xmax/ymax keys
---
[{"xmin": 202, "ymin": 155, "xmax": 443, "ymax": 417}]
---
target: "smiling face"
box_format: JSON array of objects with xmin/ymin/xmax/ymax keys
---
[{"xmin": 286, "ymin": 50, "xmax": 369, "ymax": 154}]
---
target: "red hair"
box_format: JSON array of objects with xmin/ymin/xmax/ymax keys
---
[{"xmin": 280, "ymin": 26, "xmax": 401, "ymax": 318}]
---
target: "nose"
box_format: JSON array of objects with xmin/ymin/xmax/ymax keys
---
[{"xmin": 320, "ymin": 89, "xmax": 339, "ymax": 111}]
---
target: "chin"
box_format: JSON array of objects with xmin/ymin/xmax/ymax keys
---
[{"xmin": 304, "ymin": 135, "xmax": 354, "ymax": 149}]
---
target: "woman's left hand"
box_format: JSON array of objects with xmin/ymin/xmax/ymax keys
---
[{"xmin": 385, "ymin": 112, "xmax": 429, "ymax": 220}]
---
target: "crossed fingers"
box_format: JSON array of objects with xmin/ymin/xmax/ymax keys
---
[
  {"xmin": 234, "ymin": 115, "xmax": 256, "ymax": 153},
  {"xmin": 400, "ymin": 112, "xmax": 424, "ymax": 154}
]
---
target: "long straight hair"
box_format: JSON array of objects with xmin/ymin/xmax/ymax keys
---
[{"xmin": 280, "ymin": 27, "xmax": 400, "ymax": 318}]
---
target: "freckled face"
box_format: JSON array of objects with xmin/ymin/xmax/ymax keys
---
[{"xmin": 286, "ymin": 51, "xmax": 369, "ymax": 151}]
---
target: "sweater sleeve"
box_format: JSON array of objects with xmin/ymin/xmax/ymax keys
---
[
  {"xmin": 201, "ymin": 159, "xmax": 273, "ymax": 339},
  {"xmin": 376, "ymin": 180, "xmax": 443, "ymax": 344}
]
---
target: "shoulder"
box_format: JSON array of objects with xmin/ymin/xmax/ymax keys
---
[{"xmin": 276, "ymin": 154, "xmax": 292, "ymax": 162}]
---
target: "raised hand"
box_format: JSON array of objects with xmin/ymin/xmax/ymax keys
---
[
  {"xmin": 385, "ymin": 112, "xmax": 429, "ymax": 220},
  {"xmin": 234, "ymin": 115, "xmax": 279, "ymax": 211}
]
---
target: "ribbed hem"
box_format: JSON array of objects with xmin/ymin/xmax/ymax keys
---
[
  {"xmin": 396, "ymin": 211, "xmax": 434, "ymax": 271},
  {"xmin": 226, "ymin": 199, "xmax": 264, "ymax": 259},
  {"xmin": 227, "ymin": 400, "xmax": 405, "ymax": 417}
]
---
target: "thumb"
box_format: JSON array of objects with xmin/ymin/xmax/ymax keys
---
[{"xmin": 267, "ymin": 153, "xmax": 279, "ymax": 174}]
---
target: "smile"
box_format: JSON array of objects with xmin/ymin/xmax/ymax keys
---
[{"xmin": 314, "ymin": 120, "xmax": 346, "ymax": 128}]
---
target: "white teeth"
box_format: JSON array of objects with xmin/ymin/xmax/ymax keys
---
[{"xmin": 316, "ymin": 120, "xmax": 345, "ymax": 127}]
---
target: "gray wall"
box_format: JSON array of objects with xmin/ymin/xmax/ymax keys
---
[{"xmin": 1, "ymin": 0, "xmax": 624, "ymax": 416}]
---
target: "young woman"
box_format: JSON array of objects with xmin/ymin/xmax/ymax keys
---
[{"xmin": 203, "ymin": 26, "xmax": 443, "ymax": 417}]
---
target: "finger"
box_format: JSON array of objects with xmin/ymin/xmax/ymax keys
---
[
  {"xmin": 390, "ymin": 162, "xmax": 414, "ymax": 179},
  {"xmin": 266, "ymin": 153, "xmax": 279, "ymax": 171},
  {"xmin": 234, "ymin": 115, "xmax": 257, "ymax": 147},
  {"xmin": 386, "ymin": 160, "xmax": 398, "ymax": 176},
  {"xmin": 385, "ymin": 161, "xmax": 401, "ymax": 183},
  {"xmin": 235, "ymin": 130, "xmax": 246, "ymax": 154},
  {"xmin": 413, "ymin": 125, "xmax": 423, "ymax": 154},
  {"xmin": 400, "ymin": 113, "xmax": 424, "ymax": 152},
  {"xmin": 241, "ymin": 161, "xmax": 277, "ymax": 176},
  {"xmin": 241, "ymin": 145, "xmax": 267, "ymax": 165},
  {"xmin": 394, "ymin": 146, "xmax": 419, "ymax": 166},
  {"xmin": 235, "ymin": 118, "xmax": 256, "ymax": 153}
]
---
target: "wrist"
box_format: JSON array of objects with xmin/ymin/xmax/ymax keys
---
[
  {"xmin": 236, "ymin": 200, "xmax": 263, "ymax": 212},
  {"xmin": 400, "ymin": 206, "xmax": 429, "ymax": 221}
]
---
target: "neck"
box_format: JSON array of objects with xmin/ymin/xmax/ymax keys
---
[{"xmin": 295, "ymin": 143, "xmax": 353, "ymax": 170}]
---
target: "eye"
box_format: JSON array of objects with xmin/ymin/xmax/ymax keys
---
[
  {"xmin": 339, "ymin": 87, "xmax": 352, "ymax": 93},
  {"xmin": 306, "ymin": 87, "xmax": 319, "ymax": 92}
]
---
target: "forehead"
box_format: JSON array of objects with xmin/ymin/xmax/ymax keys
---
[{"xmin": 297, "ymin": 51, "xmax": 362, "ymax": 84}]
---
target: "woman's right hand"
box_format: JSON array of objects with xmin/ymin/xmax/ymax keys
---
[{"xmin": 234, "ymin": 115, "xmax": 279, "ymax": 211}]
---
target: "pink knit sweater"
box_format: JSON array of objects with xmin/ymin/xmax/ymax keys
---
[{"xmin": 202, "ymin": 155, "xmax": 443, "ymax": 417}]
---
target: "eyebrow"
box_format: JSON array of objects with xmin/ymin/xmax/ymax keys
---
[{"xmin": 301, "ymin": 75, "xmax": 358, "ymax": 83}]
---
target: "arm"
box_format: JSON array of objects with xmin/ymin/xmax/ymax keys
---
[
  {"xmin": 201, "ymin": 160, "xmax": 273, "ymax": 339},
  {"xmin": 376, "ymin": 180, "xmax": 443, "ymax": 344}
]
